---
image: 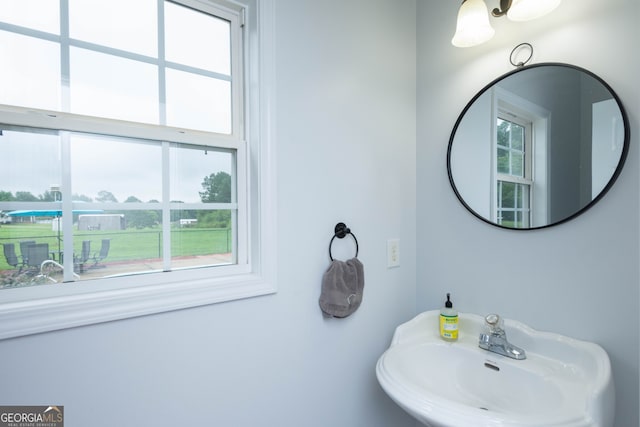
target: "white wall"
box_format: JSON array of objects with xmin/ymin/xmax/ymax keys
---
[
  {"xmin": 0, "ymin": 1, "xmax": 417, "ymax": 426},
  {"xmin": 449, "ymin": 92, "xmax": 493, "ymax": 218},
  {"xmin": 417, "ymin": 1, "xmax": 639, "ymax": 427}
]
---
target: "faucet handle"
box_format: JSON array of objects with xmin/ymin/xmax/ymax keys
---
[{"xmin": 484, "ymin": 313, "xmax": 504, "ymax": 333}]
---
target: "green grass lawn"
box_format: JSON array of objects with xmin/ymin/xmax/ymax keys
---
[{"xmin": 0, "ymin": 223, "xmax": 231, "ymax": 271}]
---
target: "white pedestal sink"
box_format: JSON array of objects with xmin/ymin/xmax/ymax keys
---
[{"xmin": 376, "ymin": 311, "xmax": 614, "ymax": 427}]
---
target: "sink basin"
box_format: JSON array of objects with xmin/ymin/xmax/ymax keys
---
[{"xmin": 376, "ymin": 310, "xmax": 614, "ymax": 427}]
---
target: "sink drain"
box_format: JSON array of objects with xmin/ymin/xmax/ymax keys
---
[{"xmin": 484, "ymin": 362, "xmax": 500, "ymax": 371}]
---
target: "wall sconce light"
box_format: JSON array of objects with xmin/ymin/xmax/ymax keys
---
[{"xmin": 452, "ymin": 0, "xmax": 561, "ymax": 48}]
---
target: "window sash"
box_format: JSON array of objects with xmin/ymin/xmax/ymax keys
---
[
  {"xmin": 0, "ymin": 0, "xmax": 244, "ymax": 139},
  {"xmin": 496, "ymin": 180, "xmax": 531, "ymax": 228},
  {"xmin": 0, "ymin": 125, "xmax": 245, "ymax": 280}
]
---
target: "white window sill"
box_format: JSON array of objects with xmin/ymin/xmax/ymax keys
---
[{"xmin": 0, "ymin": 271, "xmax": 276, "ymax": 340}]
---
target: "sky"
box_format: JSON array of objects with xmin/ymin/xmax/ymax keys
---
[{"xmin": 0, "ymin": 0, "xmax": 234, "ymax": 204}]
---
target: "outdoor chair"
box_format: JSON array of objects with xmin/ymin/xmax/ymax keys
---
[
  {"xmin": 90, "ymin": 239, "xmax": 110, "ymax": 268},
  {"xmin": 3, "ymin": 243, "xmax": 20, "ymax": 270},
  {"xmin": 24, "ymin": 244, "xmax": 64, "ymax": 284},
  {"xmin": 2, "ymin": 243, "xmax": 56, "ymax": 286},
  {"xmin": 19, "ymin": 240, "xmax": 35, "ymax": 266},
  {"xmin": 74, "ymin": 240, "xmax": 91, "ymax": 273},
  {"xmin": 25, "ymin": 243, "xmax": 50, "ymax": 272}
]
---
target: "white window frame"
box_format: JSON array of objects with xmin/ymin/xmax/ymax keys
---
[
  {"xmin": 494, "ymin": 113, "xmax": 533, "ymax": 227},
  {"xmin": 491, "ymin": 87, "xmax": 550, "ymax": 228},
  {"xmin": 0, "ymin": 0, "xmax": 276, "ymax": 340}
]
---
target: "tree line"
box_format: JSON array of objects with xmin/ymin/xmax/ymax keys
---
[{"xmin": 0, "ymin": 172, "xmax": 232, "ymax": 229}]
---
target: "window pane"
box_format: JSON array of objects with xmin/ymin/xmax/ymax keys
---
[
  {"xmin": 70, "ymin": 47, "xmax": 159, "ymax": 124},
  {"xmin": 511, "ymin": 152, "xmax": 524, "ymax": 177},
  {"xmin": 73, "ymin": 214, "xmax": 164, "ymax": 281},
  {"xmin": 171, "ymin": 209, "xmax": 232, "ymax": 269},
  {"xmin": 497, "ymin": 147, "xmax": 509, "ymax": 174},
  {"xmin": 0, "ymin": 130, "xmax": 62, "ymax": 201},
  {"xmin": 164, "ymin": 1, "xmax": 231, "ymax": 75},
  {"xmin": 0, "ymin": 0, "xmax": 60, "ymax": 34},
  {"xmin": 496, "ymin": 119, "xmax": 509, "ymax": 148},
  {"xmin": 499, "ymin": 210, "xmax": 515, "ymax": 226},
  {"xmin": 515, "ymin": 184, "xmax": 524, "ymax": 208},
  {"xmin": 70, "ymin": 134, "xmax": 162, "ymax": 203},
  {"xmin": 170, "ymin": 144, "xmax": 233, "ymax": 203},
  {"xmin": 511, "ymin": 125, "xmax": 524, "ymax": 150},
  {"xmin": 165, "ymin": 69, "xmax": 231, "ymax": 133},
  {"xmin": 67, "ymin": 209, "xmax": 234, "ymax": 280},
  {"xmin": 499, "ymin": 181, "xmax": 515, "ymax": 208},
  {"xmin": 69, "ymin": 0, "xmax": 157, "ymax": 57},
  {"xmin": 0, "ymin": 131, "xmax": 62, "ymax": 289},
  {"xmin": 0, "ymin": 31, "xmax": 61, "ymax": 110}
]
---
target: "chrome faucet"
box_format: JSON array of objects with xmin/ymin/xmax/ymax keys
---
[{"xmin": 478, "ymin": 314, "xmax": 526, "ymax": 360}]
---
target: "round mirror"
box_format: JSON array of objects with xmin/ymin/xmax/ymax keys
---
[{"xmin": 447, "ymin": 63, "xmax": 629, "ymax": 230}]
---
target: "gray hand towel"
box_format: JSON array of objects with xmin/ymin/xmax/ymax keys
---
[{"xmin": 319, "ymin": 257, "xmax": 364, "ymax": 318}]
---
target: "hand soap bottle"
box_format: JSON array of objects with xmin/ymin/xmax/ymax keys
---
[{"xmin": 439, "ymin": 293, "xmax": 459, "ymax": 341}]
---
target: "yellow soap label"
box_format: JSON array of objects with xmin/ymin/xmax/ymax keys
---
[{"xmin": 440, "ymin": 314, "xmax": 458, "ymax": 340}]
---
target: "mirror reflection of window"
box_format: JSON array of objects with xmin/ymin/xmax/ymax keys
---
[
  {"xmin": 497, "ymin": 181, "xmax": 530, "ymax": 227},
  {"xmin": 495, "ymin": 117, "xmax": 531, "ymax": 228},
  {"xmin": 491, "ymin": 87, "xmax": 550, "ymax": 228},
  {"xmin": 496, "ymin": 118, "xmax": 526, "ymax": 177}
]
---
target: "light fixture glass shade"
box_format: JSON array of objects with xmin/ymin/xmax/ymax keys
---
[
  {"xmin": 507, "ymin": 0, "xmax": 561, "ymax": 22},
  {"xmin": 451, "ymin": 0, "xmax": 495, "ymax": 48}
]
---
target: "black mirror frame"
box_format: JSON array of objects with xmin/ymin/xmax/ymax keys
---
[{"xmin": 447, "ymin": 62, "xmax": 630, "ymax": 231}]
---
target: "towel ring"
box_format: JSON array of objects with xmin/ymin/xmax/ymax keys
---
[{"xmin": 329, "ymin": 222, "xmax": 359, "ymax": 261}]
